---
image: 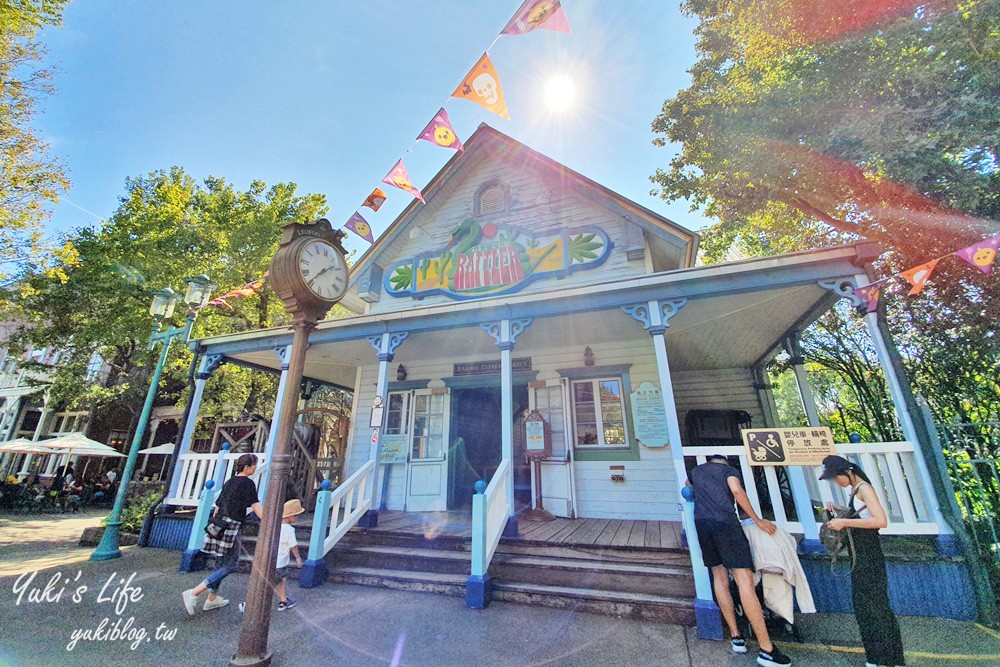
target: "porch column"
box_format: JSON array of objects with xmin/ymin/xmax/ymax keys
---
[
  {"xmin": 168, "ymin": 354, "xmax": 223, "ymax": 500},
  {"xmin": 359, "ymin": 331, "xmax": 408, "ymax": 528},
  {"xmin": 623, "ymin": 299, "xmax": 722, "ymax": 640},
  {"xmin": 24, "ymin": 401, "xmax": 53, "ymax": 476},
  {"xmin": 857, "ymin": 276, "xmax": 953, "ymax": 542},
  {"xmin": 258, "ymin": 345, "xmax": 292, "ymax": 500},
  {"xmin": 482, "ymin": 318, "xmax": 532, "ymax": 537},
  {"xmin": 777, "ymin": 335, "xmax": 824, "ymax": 552}
]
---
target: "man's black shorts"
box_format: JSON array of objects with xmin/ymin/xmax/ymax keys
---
[{"xmin": 694, "ymin": 518, "xmax": 754, "ymax": 570}]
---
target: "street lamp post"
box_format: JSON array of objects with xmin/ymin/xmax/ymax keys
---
[{"xmin": 91, "ymin": 274, "xmax": 215, "ymax": 561}]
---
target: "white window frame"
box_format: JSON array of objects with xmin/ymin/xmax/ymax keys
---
[{"xmin": 570, "ymin": 376, "xmax": 629, "ymax": 449}]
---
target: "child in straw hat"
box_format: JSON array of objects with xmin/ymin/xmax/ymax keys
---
[{"xmin": 275, "ymin": 498, "xmax": 305, "ymax": 611}]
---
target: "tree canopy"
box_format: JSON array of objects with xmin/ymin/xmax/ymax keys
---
[
  {"xmin": 9, "ymin": 167, "xmax": 329, "ymax": 434},
  {"xmin": 653, "ymin": 1, "xmax": 1000, "ymax": 427},
  {"xmin": 0, "ymin": 0, "xmax": 70, "ymax": 283}
]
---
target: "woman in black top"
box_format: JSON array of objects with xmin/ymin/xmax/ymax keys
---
[
  {"xmin": 182, "ymin": 453, "xmax": 263, "ymax": 614},
  {"xmin": 821, "ymin": 455, "xmax": 905, "ymax": 667}
]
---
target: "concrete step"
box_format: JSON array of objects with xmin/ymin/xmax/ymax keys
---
[
  {"xmin": 334, "ymin": 544, "xmax": 472, "ymax": 575},
  {"xmin": 326, "ymin": 566, "xmax": 467, "ymax": 597},
  {"xmin": 491, "ymin": 581, "xmax": 695, "ymax": 626},
  {"xmin": 491, "ymin": 553, "xmax": 696, "ymax": 598}
]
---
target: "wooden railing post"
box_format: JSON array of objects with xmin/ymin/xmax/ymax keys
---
[
  {"xmin": 179, "ymin": 479, "xmax": 216, "ymax": 573},
  {"xmin": 300, "ymin": 479, "xmax": 332, "ymax": 588},
  {"xmin": 466, "ymin": 480, "xmax": 491, "ymax": 608}
]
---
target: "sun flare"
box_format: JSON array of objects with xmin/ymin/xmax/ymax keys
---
[{"xmin": 544, "ymin": 74, "xmax": 575, "ymax": 112}]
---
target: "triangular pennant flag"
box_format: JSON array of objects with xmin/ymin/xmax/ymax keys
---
[
  {"xmin": 452, "ymin": 53, "xmax": 510, "ymax": 120},
  {"xmin": 345, "ymin": 212, "xmax": 375, "ymax": 245},
  {"xmin": 954, "ymin": 235, "xmax": 1000, "ymax": 275},
  {"xmin": 900, "ymin": 258, "xmax": 941, "ymax": 295},
  {"xmin": 362, "ymin": 188, "xmax": 387, "ymax": 212},
  {"xmin": 417, "ymin": 108, "xmax": 464, "ymax": 152},
  {"xmin": 382, "ymin": 159, "xmax": 425, "ymax": 203},
  {"xmin": 854, "ymin": 279, "xmax": 887, "ymax": 313},
  {"xmin": 502, "ymin": 0, "xmax": 572, "ymax": 35}
]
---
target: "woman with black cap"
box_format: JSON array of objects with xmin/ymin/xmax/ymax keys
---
[{"xmin": 820, "ymin": 455, "xmax": 905, "ymax": 667}]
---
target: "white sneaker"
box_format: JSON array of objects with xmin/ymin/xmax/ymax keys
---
[
  {"xmin": 203, "ymin": 595, "xmax": 230, "ymax": 611},
  {"xmin": 239, "ymin": 601, "xmax": 246, "ymax": 613},
  {"xmin": 182, "ymin": 589, "xmax": 198, "ymax": 616}
]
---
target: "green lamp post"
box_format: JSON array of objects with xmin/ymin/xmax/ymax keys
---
[{"xmin": 91, "ymin": 274, "xmax": 216, "ymax": 561}]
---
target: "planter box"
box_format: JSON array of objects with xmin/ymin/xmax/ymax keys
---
[{"xmin": 79, "ymin": 526, "xmax": 139, "ymax": 548}]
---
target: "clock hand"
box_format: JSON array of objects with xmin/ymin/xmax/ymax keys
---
[{"xmin": 308, "ymin": 264, "xmax": 333, "ymax": 286}]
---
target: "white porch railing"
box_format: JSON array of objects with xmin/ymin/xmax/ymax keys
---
[
  {"xmin": 310, "ymin": 459, "xmax": 376, "ymax": 558},
  {"xmin": 682, "ymin": 441, "xmax": 940, "ymax": 536},
  {"xmin": 471, "ymin": 458, "xmax": 511, "ymax": 578},
  {"xmin": 167, "ymin": 452, "xmax": 265, "ymax": 506}
]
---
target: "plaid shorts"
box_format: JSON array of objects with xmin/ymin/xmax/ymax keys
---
[{"xmin": 272, "ymin": 566, "xmax": 288, "ymax": 585}]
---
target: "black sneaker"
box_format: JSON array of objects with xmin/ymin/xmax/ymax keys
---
[
  {"xmin": 277, "ymin": 597, "xmax": 296, "ymax": 611},
  {"xmin": 731, "ymin": 637, "xmax": 747, "ymax": 654},
  {"xmin": 757, "ymin": 646, "xmax": 791, "ymax": 666}
]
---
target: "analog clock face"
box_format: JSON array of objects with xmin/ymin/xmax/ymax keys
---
[{"xmin": 298, "ymin": 240, "xmax": 349, "ymax": 302}]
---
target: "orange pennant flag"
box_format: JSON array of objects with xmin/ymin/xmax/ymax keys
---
[
  {"xmin": 900, "ymin": 258, "xmax": 940, "ymax": 295},
  {"xmin": 452, "ymin": 53, "xmax": 510, "ymax": 120}
]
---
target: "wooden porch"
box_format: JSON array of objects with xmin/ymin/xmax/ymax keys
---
[{"xmin": 356, "ymin": 510, "xmax": 685, "ymax": 550}]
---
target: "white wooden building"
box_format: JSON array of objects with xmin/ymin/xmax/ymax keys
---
[{"xmin": 163, "ymin": 126, "xmax": 976, "ymax": 633}]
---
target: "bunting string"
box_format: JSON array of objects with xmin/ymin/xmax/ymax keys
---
[
  {"xmin": 339, "ymin": 0, "xmax": 573, "ymax": 245},
  {"xmin": 854, "ymin": 234, "xmax": 999, "ymax": 312}
]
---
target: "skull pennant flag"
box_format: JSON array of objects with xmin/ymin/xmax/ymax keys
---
[
  {"xmin": 382, "ymin": 159, "xmax": 425, "ymax": 203},
  {"xmin": 954, "ymin": 235, "xmax": 1000, "ymax": 275},
  {"xmin": 452, "ymin": 53, "xmax": 510, "ymax": 120},
  {"xmin": 900, "ymin": 258, "xmax": 941, "ymax": 295},
  {"xmin": 502, "ymin": 0, "xmax": 572, "ymax": 35},
  {"xmin": 417, "ymin": 108, "xmax": 464, "ymax": 152},
  {"xmin": 362, "ymin": 187, "xmax": 387, "ymax": 212},
  {"xmin": 854, "ymin": 279, "xmax": 887, "ymax": 313},
  {"xmin": 345, "ymin": 212, "xmax": 375, "ymax": 245}
]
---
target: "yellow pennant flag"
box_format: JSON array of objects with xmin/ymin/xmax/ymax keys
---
[{"xmin": 452, "ymin": 53, "xmax": 510, "ymax": 120}]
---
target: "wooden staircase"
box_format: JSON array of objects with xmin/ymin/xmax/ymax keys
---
[{"xmin": 241, "ymin": 518, "xmax": 696, "ymax": 626}]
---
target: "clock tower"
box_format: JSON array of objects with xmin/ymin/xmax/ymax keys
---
[{"xmin": 232, "ymin": 218, "xmax": 350, "ymax": 667}]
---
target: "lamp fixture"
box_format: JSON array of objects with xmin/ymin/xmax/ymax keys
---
[
  {"xmin": 396, "ymin": 364, "xmax": 408, "ymax": 381},
  {"xmin": 149, "ymin": 288, "xmax": 178, "ymax": 320},
  {"xmin": 584, "ymin": 346, "xmax": 595, "ymax": 367}
]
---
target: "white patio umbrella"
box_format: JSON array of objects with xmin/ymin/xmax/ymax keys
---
[
  {"xmin": 0, "ymin": 439, "xmax": 58, "ymax": 478},
  {"xmin": 137, "ymin": 442, "xmax": 174, "ymax": 455},
  {"xmin": 42, "ymin": 432, "xmax": 126, "ymax": 481},
  {"xmin": 137, "ymin": 442, "xmax": 175, "ymax": 479}
]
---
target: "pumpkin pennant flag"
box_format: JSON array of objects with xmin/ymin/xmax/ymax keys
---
[
  {"xmin": 502, "ymin": 0, "xmax": 572, "ymax": 35},
  {"xmin": 345, "ymin": 212, "xmax": 375, "ymax": 245},
  {"xmin": 900, "ymin": 258, "xmax": 941, "ymax": 295},
  {"xmin": 854, "ymin": 279, "xmax": 887, "ymax": 313},
  {"xmin": 417, "ymin": 108, "xmax": 464, "ymax": 152},
  {"xmin": 362, "ymin": 187, "xmax": 387, "ymax": 212},
  {"xmin": 382, "ymin": 159, "xmax": 425, "ymax": 203},
  {"xmin": 452, "ymin": 53, "xmax": 510, "ymax": 120},
  {"xmin": 954, "ymin": 235, "xmax": 1000, "ymax": 275}
]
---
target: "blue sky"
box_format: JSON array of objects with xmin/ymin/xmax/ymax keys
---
[{"xmin": 37, "ymin": 1, "xmax": 705, "ymax": 260}]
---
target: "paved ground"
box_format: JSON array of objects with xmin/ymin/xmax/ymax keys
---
[
  {"xmin": 0, "ymin": 509, "xmax": 110, "ymax": 577},
  {"xmin": 1, "ymin": 513, "xmax": 999, "ymax": 666}
]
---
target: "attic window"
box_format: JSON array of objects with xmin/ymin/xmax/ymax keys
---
[{"xmin": 477, "ymin": 184, "xmax": 506, "ymax": 216}]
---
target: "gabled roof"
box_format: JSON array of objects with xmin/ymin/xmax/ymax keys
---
[{"xmin": 341, "ymin": 124, "xmax": 698, "ymax": 313}]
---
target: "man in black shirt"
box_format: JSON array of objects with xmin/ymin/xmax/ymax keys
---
[{"xmin": 687, "ymin": 454, "xmax": 791, "ymax": 667}]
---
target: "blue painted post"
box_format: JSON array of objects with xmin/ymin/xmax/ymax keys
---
[
  {"xmin": 179, "ymin": 479, "xmax": 216, "ymax": 573},
  {"xmin": 212, "ymin": 442, "xmax": 231, "ymax": 498},
  {"xmin": 466, "ymin": 480, "xmax": 491, "ymax": 608},
  {"xmin": 300, "ymin": 480, "xmax": 332, "ymax": 588},
  {"xmin": 682, "ymin": 486, "xmax": 723, "ymax": 641}
]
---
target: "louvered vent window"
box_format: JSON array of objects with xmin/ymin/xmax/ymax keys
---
[{"xmin": 479, "ymin": 185, "xmax": 505, "ymax": 215}]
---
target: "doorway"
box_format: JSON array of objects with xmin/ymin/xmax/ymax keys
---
[{"xmin": 448, "ymin": 384, "xmax": 529, "ymax": 510}]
